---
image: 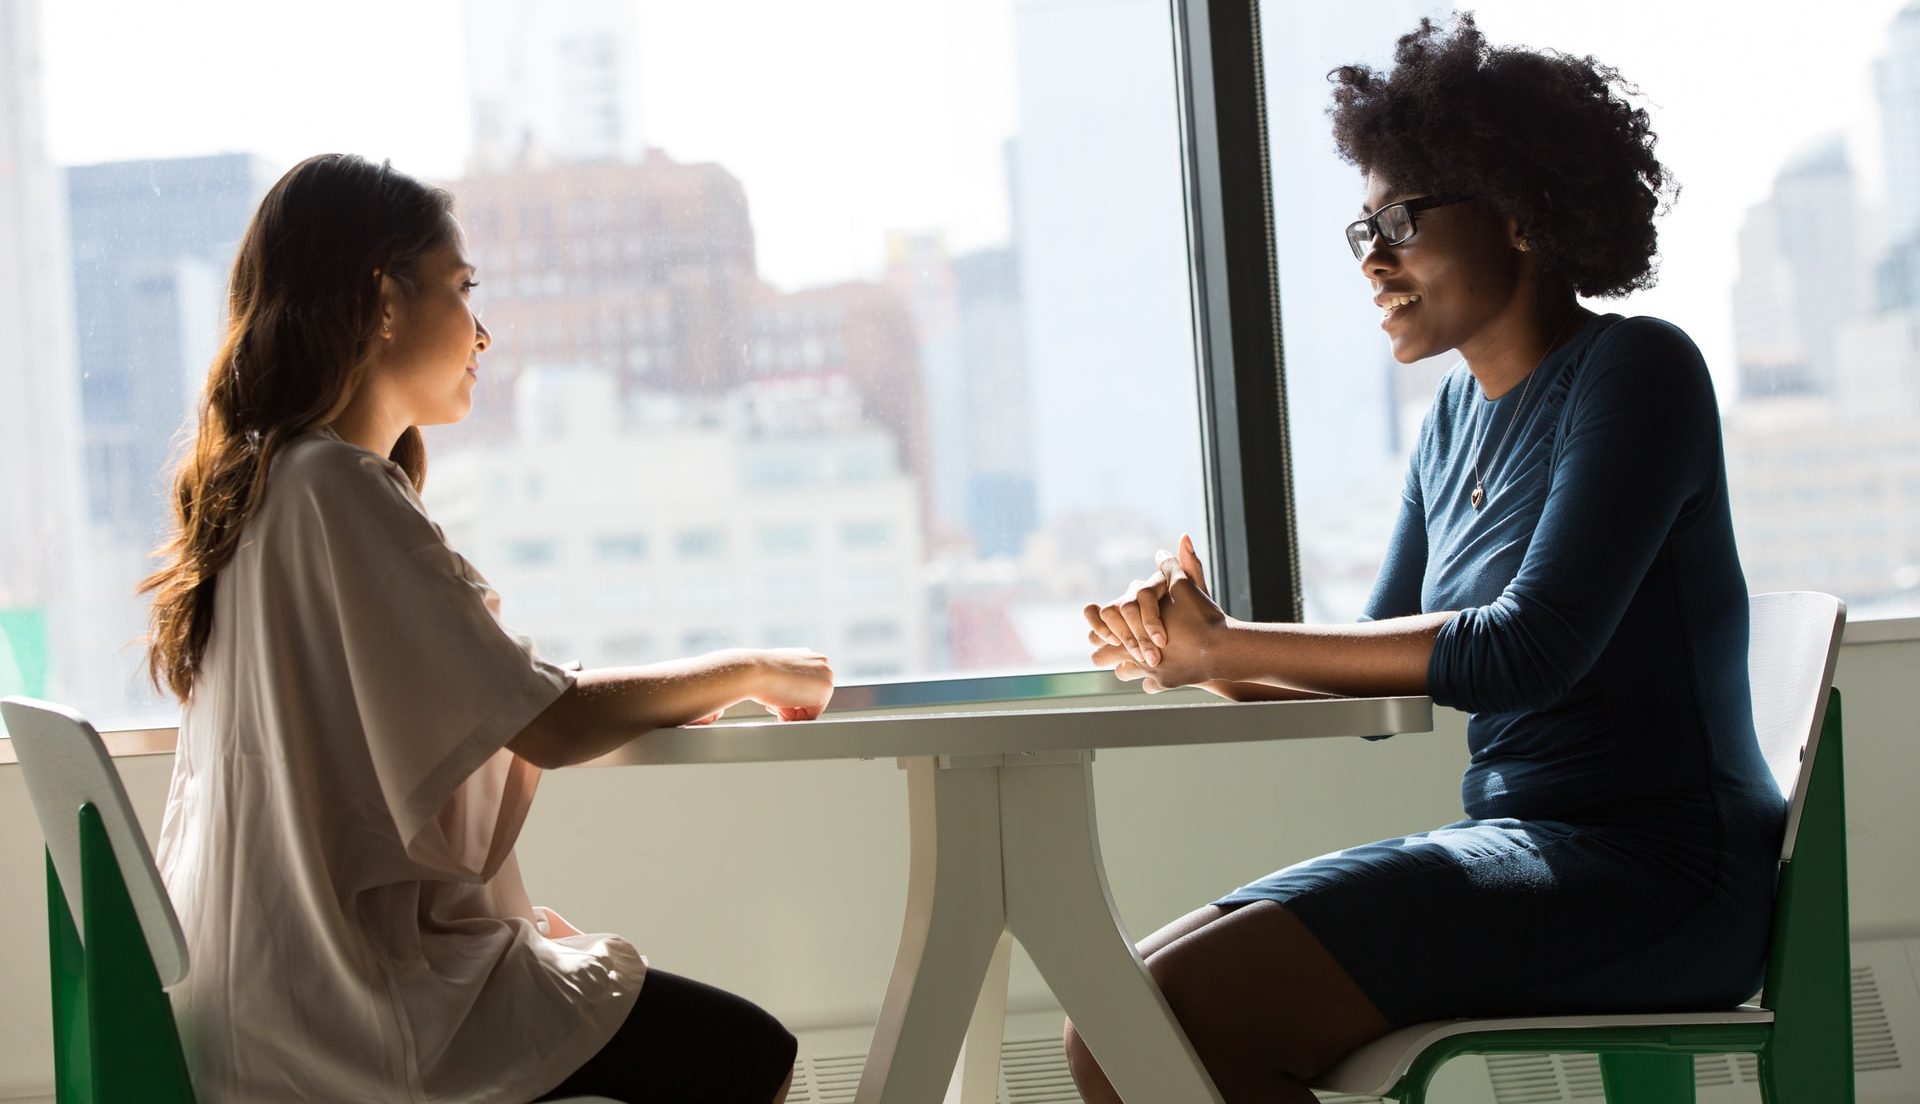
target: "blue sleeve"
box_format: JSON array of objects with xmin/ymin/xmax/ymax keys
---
[
  {"xmin": 1427, "ymin": 319, "xmax": 1717, "ymax": 713},
  {"xmin": 1361, "ymin": 450, "xmax": 1428, "ymax": 623},
  {"xmin": 1357, "ymin": 422, "xmax": 1428, "ymax": 740}
]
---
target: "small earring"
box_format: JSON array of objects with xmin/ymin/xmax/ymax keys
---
[
  {"xmin": 381, "ymin": 327, "xmax": 393, "ymax": 339},
  {"xmin": 1517, "ymin": 240, "xmax": 1532, "ymax": 253}
]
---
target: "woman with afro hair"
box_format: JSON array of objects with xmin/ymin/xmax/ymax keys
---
[{"xmin": 1072, "ymin": 14, "xmax": 1782, "ymax": 1103}]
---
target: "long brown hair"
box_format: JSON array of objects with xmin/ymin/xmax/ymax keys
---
[{"xmin": 142, "ymin": 154, "xmax": 454, "ymax": 700}]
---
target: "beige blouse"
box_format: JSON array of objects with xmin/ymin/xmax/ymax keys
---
[{"xmin": 156, "ymin": 429, "xmax": 643, "ymax": 1103}]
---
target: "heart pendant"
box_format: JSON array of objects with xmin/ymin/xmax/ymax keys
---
[{"xmin": 1470, "ymin": 485, "xmax": 1485, "ymax": 510}]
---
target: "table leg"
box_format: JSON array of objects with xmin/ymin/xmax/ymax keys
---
[
  {"xmin": 857, "ymin": 758, "xmax": 1008, "ymax": 1104},
  {"xmin": 999, "ymin": 757, "xmax": 1227, "ymax": 1104},
  {"xmin": 945, "ymin": 930, "xmax": 1012, "ymax": 1104}
]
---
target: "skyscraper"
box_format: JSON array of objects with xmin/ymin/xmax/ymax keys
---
[
  {"xmin": 0, "ymin": 0, "xmax": 87, "ymax": 700},
  {"xmin": 465, "ymin": 0, "xmax": 646, "ymax": 172},
  {"xmin": 884, "ymin": 232, "xmax": 1038, "ymax": 556},
  {"xmin": 952, "ymin": 244, "xmax": 1036, "ymax": 558},
  {"xmin": 66, "ymin": 154, "xmax": 276, "ymax": 548},
  {"xmin": 1876, "ymin": 4, "xmax": 1920, "ymax": 312},
  {"xmin": 1878, "ymin": 2, "xmax": 1920, "ymax": 245},
  {"xmin": 1009, "ymin": 0, "xmax": 1202, "ymax": 533},
  {"xmin": 1730, "ymin": 135, "xmax": 1861, "ymax": 399}
]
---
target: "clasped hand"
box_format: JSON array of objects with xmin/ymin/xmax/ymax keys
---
[{"xmin": 1082, "ymin": 532, "xmax": 1226, "ymax": 692}]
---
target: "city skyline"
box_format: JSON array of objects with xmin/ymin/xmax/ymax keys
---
[
  {"xmin": 1718, "ymin": 1, "xmax": 1920, "ymax": 614},
  {"xmin": 6, "ymin": 0, "xmax": 1919, "ymax": 720},
  {"xmin": 36, "ymin": 0, "xmax": 1916, "ymax": 401}
]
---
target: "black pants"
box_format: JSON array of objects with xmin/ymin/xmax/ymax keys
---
[{"xmin": 535, "ymin": 970, "xmax": 798, "ymax": 1103}]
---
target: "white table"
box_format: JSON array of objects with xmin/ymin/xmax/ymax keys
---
[{"xmin": 587, "ymin": 693, "xmax": 1433, "ymax": 1104}]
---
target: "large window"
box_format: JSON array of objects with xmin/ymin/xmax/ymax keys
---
[
  {"xmin": 1267, "ymin": 0, "xmax": 1920, "ymax": 623},
  {"xmin": 12, "ymin": 2, "xmax": 1903, "ymax": 729},
  {"xmin": 0, "ymin": 0, "xmax": 1216, "ymax": 725}
]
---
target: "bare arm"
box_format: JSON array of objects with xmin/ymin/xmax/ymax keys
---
[
  {"xmin": 1197, "ymin": 612, "xmax": 1456, "ymax": 698},
  {"xmin": 508, "ymin": 648, "xmax": 832, "ymax": 769}
]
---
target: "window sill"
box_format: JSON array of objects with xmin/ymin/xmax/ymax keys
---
[
  {"xmin": 1843, "ymin": 615, "xmax": 1920, "ymax": 646},
  {"xmin": 6, "ymin": 614, "xmax": 1916, "ymax": 766}
]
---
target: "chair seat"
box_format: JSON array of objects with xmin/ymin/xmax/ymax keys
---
[{"xmin": 1316, "ymin": 1005, "xmax": 1775, "ymax": 1097}]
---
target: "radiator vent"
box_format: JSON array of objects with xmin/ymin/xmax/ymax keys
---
[
  {"xmin": 795, "ymin": 1050, "xmax": 866, "ymax": 1104},
  {"xmin": 1000, "ymin": 1036, "xmax": 1080, "ymax": 1102},
  {"xmin": 1487, "ymin": 1053, "xmax": 1606, "ymax": 1103},
  {"xmin": 1692, "ymin": 1051, "xmax": 1760, "ymax": 1086},
  {"xmin": 1855, "ymin": 962, "xmax": 1903, "ymax": 1073}
]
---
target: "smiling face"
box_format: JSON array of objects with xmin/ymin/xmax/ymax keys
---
[
  {"xmin": 1359, "ymin": 173, "xmax": 1530, "ymax": 365},
  {"xmin": 377, "ymin": 218, "xmax": 490, "ymax": 427}
]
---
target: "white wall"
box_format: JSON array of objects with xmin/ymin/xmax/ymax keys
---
[{"xmin": 1, "ymin": 633, "xmax": 1915, "ymax": 1098}]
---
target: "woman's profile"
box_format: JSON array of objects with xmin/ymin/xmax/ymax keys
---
[
  {"xmin": 145, "ymin": 153, "xmax": 828, "ymax": 1103},
  {"xmin": 1074, "ymin": 15, "xmax": 1783, "ymax": 1103}
]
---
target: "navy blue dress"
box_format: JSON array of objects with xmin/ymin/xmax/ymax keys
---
[{"xmin": 1215, "ymin": 315, "xmax": 1787, "ymax": 1025}]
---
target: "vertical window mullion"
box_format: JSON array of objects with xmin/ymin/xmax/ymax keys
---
[{"xmin": 1171, "ymin": 0, "xmax": 1302, "ymax": 623}]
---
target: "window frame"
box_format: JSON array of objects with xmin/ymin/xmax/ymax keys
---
[{"xmin": 1171, "ymin": 0, "xmax": 1303, "ymax": 625}]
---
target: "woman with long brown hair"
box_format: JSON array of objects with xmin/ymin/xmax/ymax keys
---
[{"xmin": 147, "ymin": 153, "xmax": 825, "ymax": 1103}]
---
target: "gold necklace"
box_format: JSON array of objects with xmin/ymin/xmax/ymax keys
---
[{"xmin": 1470, "ymin": 309, "xmax": 1579, "ymax": 511}]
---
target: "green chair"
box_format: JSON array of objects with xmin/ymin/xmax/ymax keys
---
[
  {"xmin": 1314, "ymin": 591, "xmax": 1853, "ymax": 1104},
  {"xmin": 4, "ymin": 696, "xmax": 194, "ymax": 1104},
  {"xmin": 2, "ymin": 696, "xmax": 621, "ymax": 1104}
]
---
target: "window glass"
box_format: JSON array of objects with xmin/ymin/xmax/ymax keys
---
[
  {"xmin": 675, "ymin": 530, "xmax": 731, "ymax": 562},
  {"xmin": 593, "ymin": 534, "xmax": 649, "ymax": 562},
  {"xmin": 841, "ymin": 521, "xmax": 894, "ymax": 551},
  {"xmin": 505, "ymin": 539, "xmax": 561, "ymax": 568},
  {"xmin": 4, "ymin": 0, "xmax": 1209, "ymax": 726},
  {"xmin": 1265, "ymin": 0, "xmax": 1920, "ymax": 622},
  {"xmin": 601, "ymin": 635, "xmax": 655, "ymax": 664},
  {"xmin": 755, "ymin": 523, "xmax": 813, "ymax": 557}
]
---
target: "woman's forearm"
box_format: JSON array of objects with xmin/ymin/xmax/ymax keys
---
[
  {"xmin": 510, "ymin": 651, "xmax": 760, "ymax": 768},
  {"xmin": 1203, "ymin": 611, "xmax": 1456, "ymax": 697}
]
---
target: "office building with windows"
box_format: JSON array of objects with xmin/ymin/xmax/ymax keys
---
[
  {"xmin": 66, "ymin": 154, "xmax": 276, "ymax": 547},
  {"xmin": 427, "ymin": 367, "xmax": 927, "ymax": 681},
  {"xmin": 451, "ymin": 155, "xmax": 934, "ymax": 542}
]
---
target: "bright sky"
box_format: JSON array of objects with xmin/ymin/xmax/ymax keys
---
[
  {"xmin": 39, "ymin": 0, "xmax": 1915, "ymax": 377},
  {"xmin": 39, "ymin": 0, "xmax": 1019, "ymax": 292}
]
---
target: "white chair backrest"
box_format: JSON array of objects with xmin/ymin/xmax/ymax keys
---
[
  {"xmin": 1, "ymin": 696, "xmax": 188, "ymax": 987},
  {"xmin": 1746, "ymin": 592, "xmax": 1847, "ymax": 864}
]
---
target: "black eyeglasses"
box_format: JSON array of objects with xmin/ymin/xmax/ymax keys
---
[{"xmin": 1345, "ymin": 196, "xmax": 1472, "ymax": 259}]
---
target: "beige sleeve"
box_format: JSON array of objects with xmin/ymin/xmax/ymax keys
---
[{"xmin": 305, "ymin": 450, "xmax": 576, "ymax": 880}]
